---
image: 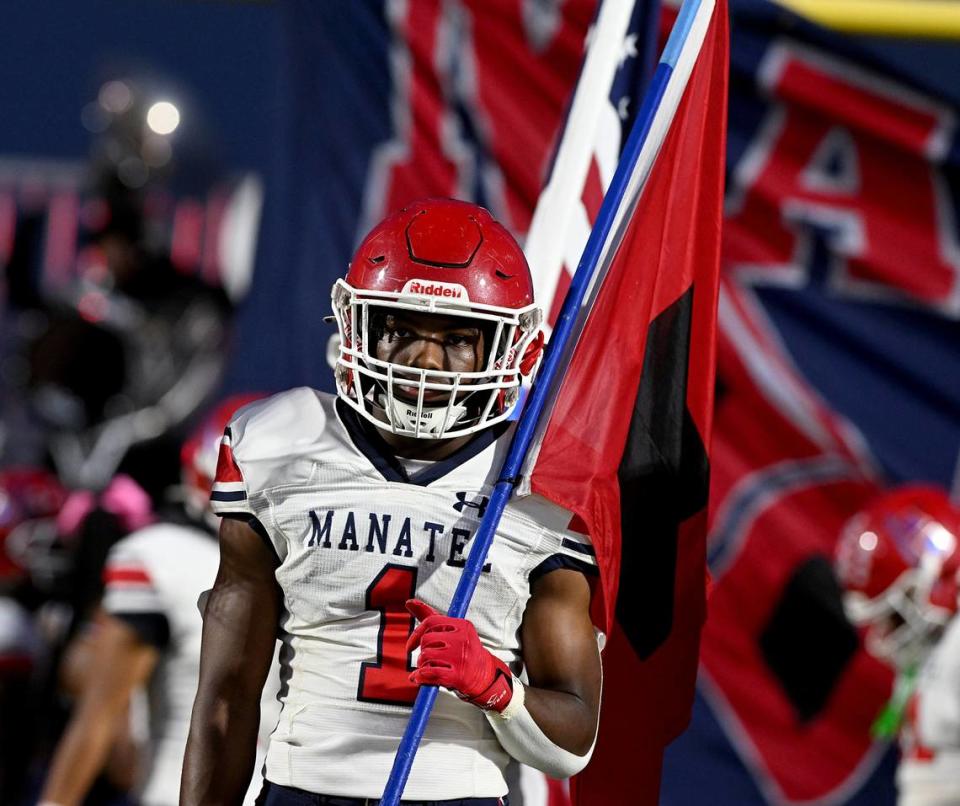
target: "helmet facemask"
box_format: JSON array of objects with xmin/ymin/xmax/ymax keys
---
[
  {"xmin": 332, "ymin": 279, "xmax": 542, "ymax": 439},
  {"xmin": 844, "ymin": 568, "xmax": 950, "ymax": 669}
]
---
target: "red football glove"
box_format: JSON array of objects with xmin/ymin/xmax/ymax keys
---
[{"xmin": 405, "ymin": 599, "xmax": 514, "ymax": 713}]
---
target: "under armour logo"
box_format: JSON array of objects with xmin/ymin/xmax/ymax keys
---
[{"xmin": 453, "ymin": 492, "xmax": 489, "ymax": 518}]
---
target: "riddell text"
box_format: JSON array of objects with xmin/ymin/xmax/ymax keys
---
[{"xmin": 408, "ymin": 282, "xmax": 465, "ymax": 298}]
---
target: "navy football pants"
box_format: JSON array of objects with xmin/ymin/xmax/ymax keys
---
[{"xmin": 256, "ymin": 781, "xmax": 509, "ymax": 806}]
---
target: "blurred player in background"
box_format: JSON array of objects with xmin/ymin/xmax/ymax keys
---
[
  {"xmin": 0, "ymin": 468, "xmax": 66, "ymax": 804},
  {"xmin": 39, "ymin": 394, "xmax": 279, "ymax": 806},
  {"xmin": 835, "ymin": 486, "xmax": 960, "ymax": 806}
]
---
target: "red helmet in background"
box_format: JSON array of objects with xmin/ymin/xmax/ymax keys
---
[
  {"xmin": 181, "ymin": 393, "xmax": 265, "ymax": 523},
  {"xmin": 835, "ymin": 485, "xmax": 960, "ymax": 668},
  {"xmin": 0, "ymin": 468, "xmax": 67, "ymax": 585},
  {"xmin": 331, "ymin": 198, "xmax": 543, "ymax": 439}
]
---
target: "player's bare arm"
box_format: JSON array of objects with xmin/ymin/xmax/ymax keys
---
[
  {"xmin": 515, "ymin": 567, "xmax": 601, "ymax": 754},
  {"xmin": 181, "ymin": 515, "xmax": 280, "ymax": 806},
  {"xmin": 40, "ymin": 610, "xmax": 158, "ymax": 806},
  {"xmin": 407, "ymin": 567, "xmax": 600, "ymax": 766}
]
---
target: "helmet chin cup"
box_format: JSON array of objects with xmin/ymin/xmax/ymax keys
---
[{"xmin": 380, "ymin": 394, "xmax": 469, "ymax": 438}]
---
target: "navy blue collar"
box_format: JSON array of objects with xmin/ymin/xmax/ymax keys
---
[{"xmin": 334, "ymin": 398, "xmax": 506, "ymax": 486}]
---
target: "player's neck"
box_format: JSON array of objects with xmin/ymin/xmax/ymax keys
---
[{"xmin": 378, "ymin": 429, "xmax": 475, "ymax": 461}]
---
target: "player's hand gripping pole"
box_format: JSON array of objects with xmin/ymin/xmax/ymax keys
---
[{"xmin": 380, "ymin": 0, "xmax": 703, "ymax": 800}]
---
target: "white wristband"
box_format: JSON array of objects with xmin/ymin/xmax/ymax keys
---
[
  {"xmin": 485, "ymin": 676, "xmax": 596, "ymax": 779},
  {"xmin": 497, "ymin": 673, "xmax": 526, "ymax": 720}
]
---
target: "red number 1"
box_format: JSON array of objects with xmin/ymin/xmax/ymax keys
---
[{"xmin": 357, "ymin": 564, "xmax": 419, "ymax": 705}]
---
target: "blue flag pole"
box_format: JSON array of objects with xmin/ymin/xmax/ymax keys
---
[{"xmin": 379, "ymin": 1, "xmax": 704, "ymax": 802}]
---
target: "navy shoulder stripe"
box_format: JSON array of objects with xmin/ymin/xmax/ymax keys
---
[
  {"xmin": 211, "ymin": 490, "xmax": 247, "ymax": 502},
  {"xmin": 561, "ymin": 537, "xmax": 595, "ymax": 557},
  {"xmin": 529, "ymin": 554, "xmax": 600, "ymax": 586}
]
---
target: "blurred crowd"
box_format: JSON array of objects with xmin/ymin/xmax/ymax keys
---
[{"xmin": 0, "ymin": 78, "xmax": 275, "ymax": 806}]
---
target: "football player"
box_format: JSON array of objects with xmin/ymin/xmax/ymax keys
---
[
  {"xmin": 835, "ymin": 486, "xmax": 960, "ymax": 806},
  {"xmin": 181, "ymin": 199, "xmax": 603, "ymax": 806},
  {"xmin": 39, "ymin": 395, "xmax": 279, "ymax": 806}
]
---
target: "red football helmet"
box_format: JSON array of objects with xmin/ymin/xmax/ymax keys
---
[
  {"xmin": 0, "ymin": 468, "xmax": 67, "ymax": 585},
  {"xmin": 835, "ymin": 485, "xmax": 960, "ymax": 668},
  {"xmin": 331, "ymin": 198, "xmax": 543, "ymax": 439},
  {"xmin": 181, "ymin": 393, "xmax": 265, "ymax": 523}
]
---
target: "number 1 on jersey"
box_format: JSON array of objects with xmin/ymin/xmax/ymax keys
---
[{"xmin": 358, "ymin": 564, "xmax": 419, "ymax": 706}]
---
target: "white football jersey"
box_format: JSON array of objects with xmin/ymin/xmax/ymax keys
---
[
  {"xmin": 897, "ymin": 616, "xmax": 960, "ymax": 806},
  {"xmin": 103, "ymin": 522, "xmax": 280, "ymax": 806},
  {"xmin": 211, "ymin": 387, "xmax": 597, "ymax": 800}
]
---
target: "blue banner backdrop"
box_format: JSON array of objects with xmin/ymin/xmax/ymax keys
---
[
  {"xmin": 663, "ymin": 2, "xmax": 960, "ymax": 805},
  {"xmin": 227, "ymin": 3, "xmax": 960, "ymax": 803}
]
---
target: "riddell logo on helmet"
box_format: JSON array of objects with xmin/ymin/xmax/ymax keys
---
[{"xmin": 401, "ymin": 279, "xmax": 469, "ymax": 300}]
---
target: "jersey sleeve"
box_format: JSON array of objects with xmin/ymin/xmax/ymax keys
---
[
  {"xmin": 517, "ymin": 495, "xmax": 599, "ymax": 585},
  {"xmin": 102, "ymin": 536, "xmax": 171, "ymax": 649},
  {"xmin": 210, "ymin": 426, "xmax": 255, "ymax": 517},
  {"xmin": 530, "ymin": 528, "xmax": 599, "ymax": 584},
  {"xmin": 209, "ymin": 390, "xmax": 321, "ymax": 563}
]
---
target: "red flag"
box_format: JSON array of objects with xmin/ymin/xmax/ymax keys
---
[{"xmin": 522, "ymin": 2, "xmax": 729, "ymax": 801}]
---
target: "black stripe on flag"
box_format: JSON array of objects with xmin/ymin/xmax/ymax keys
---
[
  {"xmin": 759, "ymin": 556, "xmax": 858, "ymax": 722},
  {"xmin": 616, "ymin": 285, "xmax": 710, "ymax": 660}
]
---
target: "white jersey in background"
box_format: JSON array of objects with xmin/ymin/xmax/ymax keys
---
[
  {"xmin": 898, "ymin": 615, "xmax": 960, "ymax": 806},
  {"xmin": 0, "ymin": 596, "xmax": 41, "ymax": 671},
  {"xmin": 211, "ymin": 387, "xmax": 598, "ymax": 801},
  {"xmin": 103, "ymin": 521, "xmax": 280, "ymax": 806}
]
